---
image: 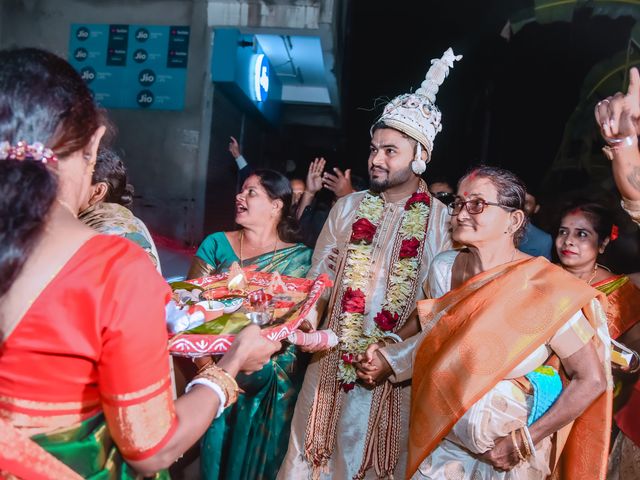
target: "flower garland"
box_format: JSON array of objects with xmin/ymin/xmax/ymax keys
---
[{"xmin": 337, "ymin": 191, "xmax": 431, "ymax": 389}]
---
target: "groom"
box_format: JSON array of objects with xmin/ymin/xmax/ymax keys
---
[{"xmin": 278, "ymin": 48, "xmax": 462, "ymax": 479}]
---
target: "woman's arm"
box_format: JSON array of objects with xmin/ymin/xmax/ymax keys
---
[
  {"xmin": 186, "ymin": 256, "xmax": 215, "ymax": 280},
  {"xmin": 480, "ymin": 341, "xmax": 607, "ymax": 470},
  {"xmin": 127, "ymin": 325, "xmax": 280, "ymax": 475},
  {"xmin": 528, "ymin": 341, "xmax": 607, "ymax": 444}
]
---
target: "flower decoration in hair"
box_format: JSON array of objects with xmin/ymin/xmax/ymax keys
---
[
  {"xmin": 0, "ymin": 140, "xmax": 57, "ymax": 165},
  {"xmin": 610, "ymin": 224, "xmax": 619, "ymax": 241}
]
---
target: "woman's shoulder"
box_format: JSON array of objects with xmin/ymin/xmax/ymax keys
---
[
  {"xmin": 83, "ymin": 235, "xmax": 161, "ymax": 272},
  {"xmin": 203, "ymin": 231, "xmax": 231, "ymax": 242},
  {"xmin": 198, "ymin": 231, "xmax": 233, "ymax": 250},
  {"xmin": 431, "ymin": 249, "xmax": 461, "ymax": 269}
]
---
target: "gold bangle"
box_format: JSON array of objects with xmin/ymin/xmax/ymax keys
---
[
  {"xmin": 195, "ymin": 358, "xmax": 215, "ymax": 374},
  {"xmin": 511, "ymin": 430, "xmax": 526, "ymax": 463},
  {"xmin": 193, "ymin": 364, "xmax": 241, "ymax": 407},
  {"xmin": 518, "ymin": 428, "xmax": 531, "ymax": 458}
]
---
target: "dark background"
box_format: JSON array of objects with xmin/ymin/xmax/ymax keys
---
[
  {"xmin": 344, "ymin": 1, "xmax": 632, "ymax": 189},
  {"xmin": 337, "ymin": 0, "xmax": 640, "ymax": 272}
]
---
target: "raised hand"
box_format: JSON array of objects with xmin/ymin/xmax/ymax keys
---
[
  {"xmin": 228, "ymin": 136, "xmax": 242, "ymax": 159},
  {"xmin": 323, "ymin": 167, "xmax": 354, "ymax": 198},
  {"xmin": 306, "ymin": 157, "xmax": 326, "ymax": 195},
  {"xmin": 595, "ymin": 67, "xmax": 640, "ymax": 141}
]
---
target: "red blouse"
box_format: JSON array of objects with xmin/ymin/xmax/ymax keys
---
[{"xmin": 0, "ymin": 235, "xmax": 177, "ymax": 460}]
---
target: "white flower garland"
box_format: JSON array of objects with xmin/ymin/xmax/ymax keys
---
[{"xmin": 337, "ymin": 192, "xmax": 431, "ymax": 386}]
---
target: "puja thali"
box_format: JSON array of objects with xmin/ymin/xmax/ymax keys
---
[{"xmin": 167, "ymin": 265, "xmax": 331, "ymax": 357}]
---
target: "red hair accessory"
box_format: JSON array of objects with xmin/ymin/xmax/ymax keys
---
[{"xmin": 610, "ymin": 224, "xmax": 619, "ymax": 241}]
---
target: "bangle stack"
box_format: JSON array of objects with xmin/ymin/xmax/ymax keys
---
[
  {"xmin": 185, "ymin": 361, "xmax": 241, "ymax": 418},
  {"xmin": 511, "ymin": 427, "xmax": 534, "ymax": 463}
]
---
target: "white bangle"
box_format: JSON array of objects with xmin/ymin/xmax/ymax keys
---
[
  {"xmin": 605, "ymin": 135, "xmax": 637, "ymax": 147},
  {"xmin": 383, "ymin": 333, "xmax": 402, "ymax": 344},
  {"xmin": 521, "ymin": 425, "xmax": 537, "ymax": 458},
  {"xmin": 186, "ymin": 378, "xmax": 227, "ymax": 418}
]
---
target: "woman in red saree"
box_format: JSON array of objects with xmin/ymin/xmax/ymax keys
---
[
  {"xmin": 554, "ymin": 202, "xmax": 640, "ymax": 479},
  {"xmin": 0, "ymin": 48, "xmax": 280, "ymax": 479}
]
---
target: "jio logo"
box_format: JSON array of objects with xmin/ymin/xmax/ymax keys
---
[
  {"xmin": 80, "ymin": 66, "xmax": 96, "ymax": 84},
  {"xmin": 253, "ymin": 54, "xmax": 269, "ymax": 102},
  {"xmin": 138, "ymin": 69, "xmax": 156, "ymax": 86},
  {"xmin": 76, "ymin": 27, "xmax": 90, "ymax": 41},
  {"xmin": 137, "ymin": 89, "xmax": 154, "ymax": 108},
  {"xmin": 133, "ymin": 49, "xmax": 148, "ymax": 63},
  {"xmin": 135, "ymin": 28, "xmax": 149, "ymax": 42},
  {"xmin": 74, "ymin": 47, "xmax": 88, "ymax": 61}
]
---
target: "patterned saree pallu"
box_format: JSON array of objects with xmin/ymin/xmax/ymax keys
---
[{"xmin": 168, "ymin": 268, "xmax": 331, "ymax": 357}]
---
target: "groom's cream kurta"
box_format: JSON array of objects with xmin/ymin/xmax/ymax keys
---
[{"xmin": 278, "ymin": 188, "xmax": 451, "ymax": 480}]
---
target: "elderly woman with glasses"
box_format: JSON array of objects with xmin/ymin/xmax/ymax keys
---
[{"xmin": 355, "ymin": 166, "xmax": 612, "ymax": 479}]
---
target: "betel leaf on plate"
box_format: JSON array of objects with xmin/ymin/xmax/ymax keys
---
[
  {"xmin": 184, "ymin": 312, "xmax": 250, "ymax": 335},
  {"xmin": 169, "ymin": 281, "xmax": 201, "ymax": 292}
]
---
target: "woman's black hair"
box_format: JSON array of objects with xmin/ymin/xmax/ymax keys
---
[
  {"xmin": 558, "ymin": 202, "xmax": 613, "ymax": 246},
  {"xmin": 93, "ymin": 148, "xmax": 134, "ymax": 207},
  {"xmin": 0, "ymin": 48, "xmax": 100, "ymax": 298},
  {"xmin": 458, "ymin": 165, "xmax": 529, "ymax": 246},
  {"xmin": 252, "ymin": 169, "xmax": 302, "ymax": 243}
]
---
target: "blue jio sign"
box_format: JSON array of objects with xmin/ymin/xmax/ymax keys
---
[
  {"xmin": 253, "ymin": 54, "xmax": 269, "ymax": 102},
  {"xmin": 68, "ymin": 24, "xmax": 189, "ymax": 110}
]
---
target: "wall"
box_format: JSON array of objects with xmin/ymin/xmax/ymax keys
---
[
  {"xmin": 0, "ymin": 0, "xmax": 212, "ymax": 244},
  {"xmin": 0, "ymin": 0, "xmax": 346, "ymax": 245}
]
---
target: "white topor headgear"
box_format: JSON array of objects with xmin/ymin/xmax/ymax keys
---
[{"xmin": 372, "ymin": 48, "xmax": 462, "ymax": 174}]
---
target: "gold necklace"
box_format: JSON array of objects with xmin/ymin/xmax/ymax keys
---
[
  {"xmin": 239, "ymin": 229, "xmax": 278, "ymax": 268},
  {"xmin": 561, "ymin": 263, "xmax": 598, "ymax": 285},
  {"xmin": 587, "ymin": 264, "xmax": 598, "ymax": 285}
]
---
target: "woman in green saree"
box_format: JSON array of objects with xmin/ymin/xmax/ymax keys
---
[{"xmin": 187, "ymin": 169, "xmax": 312, "ymax": 480}]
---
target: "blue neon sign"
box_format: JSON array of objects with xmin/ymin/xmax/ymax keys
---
[{"xmin": 253, "ymin": 53, "xmax": 269, "ymax": 102}]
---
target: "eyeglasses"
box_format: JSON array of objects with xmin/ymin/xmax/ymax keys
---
[{"xmin": 447, "ymin": 198, "xmax": 515, "ymax": 216}]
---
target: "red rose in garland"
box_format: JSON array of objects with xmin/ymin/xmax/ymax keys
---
[
  {"xmin": 405, "ymin": 192, "xmax": 431, "ymax": 210},
  {"xmin": 350, "ymin": 218, "xmax": 377, "ymax": 244},
  {"xmin": 342, "ymin": 382, "xmax": 356, "ymax": 393},
  {"xmin": 342, "ymin": 287, "xmax": 366, "ymax": 314},
  {"xmin": 399, "ymin": 237, "xmax": 420, "ymax": 258},
  {"xmin": 374, "ymin": 309, "xmax": 399, "ymax": 331},
  {"xmin": 341, "ymin": 353, "xmax": 355, "ymax": 364}
]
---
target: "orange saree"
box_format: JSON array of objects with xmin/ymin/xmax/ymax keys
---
[
  {"xmin": 408, "ymin": 257, "xmax": 611, "ymax": 479},
  {"xmin": 595, "ymin": 275, "xmax": 640, "ymax": 450},
  {"xmin": 593, "ymin": 275, "xmax": 640, "ymax": 340}
]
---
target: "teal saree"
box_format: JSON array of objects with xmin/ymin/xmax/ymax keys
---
[{"xmin": 195, "ymin": 232, "xmax": 312, "ymax": 480}]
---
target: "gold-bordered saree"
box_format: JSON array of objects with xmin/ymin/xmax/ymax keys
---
[{"xmin": 408, "ymin": 257, "xmax": 612, "ymax": 479}]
